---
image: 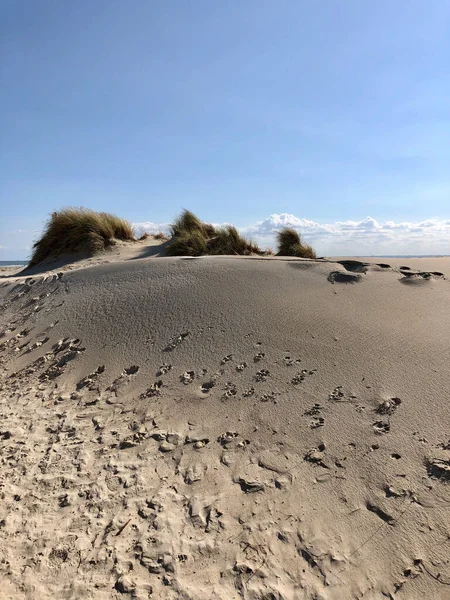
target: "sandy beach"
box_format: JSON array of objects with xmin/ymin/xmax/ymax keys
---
[{"xmin": 1, "ymin": 247, "xmax": 449, "ymax": 599}]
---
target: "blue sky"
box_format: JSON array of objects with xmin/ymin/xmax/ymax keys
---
[{"xmin": 1, "ymin": 0, "xmax": 450, "ymax": 259}]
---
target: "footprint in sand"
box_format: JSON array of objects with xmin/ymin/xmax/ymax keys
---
[{"xmin": 328, "ymin": 270, "xmax": 363, "ymax": 284}]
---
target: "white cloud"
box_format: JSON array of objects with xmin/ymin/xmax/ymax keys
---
[
  {"xmin": 241, "ymin": 213, "xmax": 450, "ymax": 255},
  {"xmin": 132, "ymin": 221, "xmax": 171, "ymax": 238},
  {"xmin": 133, "ymin": 214, "xmax": 450, "ymax": 256}
]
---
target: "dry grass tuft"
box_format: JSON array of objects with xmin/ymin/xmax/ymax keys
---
[
  {"xmin": 276, "ymin": 227, "xmax": 316, "ymax": 259},
  {"xmin": 30, "ymin": 207, "xmax": 135, "ymax": 265},
  {"xmin": 166, "ymin": 229, "xmax": 207, "ymax": 256},
  {"xmin": 208, "ymin": 225, "xmax": 260, "ymax": 255},
  {"xmin": 154, "ymin": 232, "xmax": 169, "ymax": 241},
  {"xmin": 170, "ymin": 209, "xmax": 209, "ymax": 238},
  {"xmin": 139, "ymin": 232, "xmax": 150, "ymax": 241},
  {"xmin": 167, "ymin": 210, "xmax": 264, "ymax": 256}
]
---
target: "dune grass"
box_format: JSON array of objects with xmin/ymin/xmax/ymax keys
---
[
  {"xmin": 208, "ymin": 225, "xmax": 261, "ymax": 255},
  {"xmin": 170, "ymin": 210, "xmax": 207, "ymax": 238},
  {"xmin": 166, "ymin": 229, "xmax": 208, "ymax": 256},
  {"xmin": 276, "ymin": 227, "xmax": 316, "ymax": 259},
  {"xmin": 30, "ymin": 207, "xmax": 135, "ymax": 265},
  {"xmin": 167, "ymin": 209, "xmax": 263, "ymax": 256}
]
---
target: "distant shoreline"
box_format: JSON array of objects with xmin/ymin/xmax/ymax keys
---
[{"xmin": 0, "ymin": 261, "xmax": 28, "ymax": 267}]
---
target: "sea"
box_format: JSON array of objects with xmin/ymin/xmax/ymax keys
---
[{"xmin": 0, "ymin": 261, "xmax": 28, "ymax": 268}]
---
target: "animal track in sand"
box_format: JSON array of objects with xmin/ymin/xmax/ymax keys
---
[
  {"xmin": 253, "ymin": 352, "xmax": 265, "ymax": 362},
  {"xmin": 200, "ymin": 380, "xmax": 215, "ymax": 393},
  {"xmin": 259, "ymin": 391, "xmax": 279, "ymax": 404},
  {"xmin": 254, "ymin": 369, "xmax": 270, "ymax": 382},
  {"xmin": 376, "ymin": 397, "xmax": 401, "ymax": 416},
  {"xmin": 304, "ymin": 443, "xmax": 328, "ymax": 468},
  {"xmin": 76, "ymin": 365, "xmax": 105, "ymax": 390},
  {"xmin": 217, "ymin": 431, "xmax": 239, "ymax": 447},
  {"xmin": 106, "ymin": 364, "xmax": 140, "ymax": 394},
  {"xmin": 140, "ymin": 380, "xmax": 163, "ymax": 398},
  {"xmin": 304, "ymin": 404, "xmax": 325, "ymax": 428},
  {"xmin": 291, "ymin": 369, "xmax": 316, "ymax": 384},
  {"xmin": 180, "ymin": 371, "xmax": 195, "ymax": 385},
  {"xmin": 283, "ymin": 355, "xmax": 301, "ymax": 367},
  {"xmin": 236, "ymin": 362, "xmax": 247, "ymax": 372},
  {"xmin": 163, "ymin": 331, "xmax": 189, "ymax": 352},
  {"xmin": 221, "ymin": 354, "xmax": 233, "ymax": 365},
  {"xmin": 222, "ymin": 382, "xmax": 237, "ymax": 399},
  {"xmin": 156, "ymin": 363, "xmax": 172, "ymax": 376},
  {"xmin": 373, "ymin": 421, "xmax": 390, "ymax": 435}
]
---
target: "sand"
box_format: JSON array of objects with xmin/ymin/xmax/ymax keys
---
[{"xmin": 1, "ymin": 247, "xmax": 449, "ymax": 599}]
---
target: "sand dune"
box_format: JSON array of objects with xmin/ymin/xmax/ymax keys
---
[{"xmin": 1, "ymin": 252, "xmax": 450, "ymax": 599}]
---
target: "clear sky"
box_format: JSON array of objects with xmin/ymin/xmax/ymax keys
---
[{"xmin": 1, "ymin": 0, "xmax": 450, "ymax": 259}]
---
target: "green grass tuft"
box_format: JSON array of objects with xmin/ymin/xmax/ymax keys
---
[
  {"xmin": 276, "ymin": 227, "xmax": 316, "ymax": 259},
  {"xmin": 30, "ymin": 207, "xmax": 135, "ymax": 265}
]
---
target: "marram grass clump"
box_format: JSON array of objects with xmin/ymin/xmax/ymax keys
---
[
  {"xmin": 170, "ymin": 209, "xmax": 208, "ymax": 238},
  {"xmin": 208, "ymin": 225, "xmax": 261, "ymax": 255},
  {"xmin": 30, "ymin": 207, "xmax": 135, "ymax": 265},
  {"xmin": 276, "ymin": 227, "xmax": 316, "ymax": 259},
  {"xmin": 166, "ymin": 229, "xmax": 208, "ymax": 257},
  {"xmin": 167, "ymin": 209, "xmax": 264, "ymax": 256}
]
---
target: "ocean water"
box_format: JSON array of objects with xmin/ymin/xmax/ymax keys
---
[{"xmin": 0, "ymin": 261, "xmax": 28, "ymax": 268}]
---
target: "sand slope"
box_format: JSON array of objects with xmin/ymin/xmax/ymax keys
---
[{"xmin": 1, "ymin": 256, "xmax": 450, "ymax": 599}]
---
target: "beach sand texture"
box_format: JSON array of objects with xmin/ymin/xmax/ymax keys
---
[{"xmin": 1, "ymin": 251, "xmax": 449, "ymax": 599}]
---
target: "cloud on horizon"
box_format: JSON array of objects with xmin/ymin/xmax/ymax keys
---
[{"xmin": 133, "ymin": 214, "xmax": 450, "ymax": 256}]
